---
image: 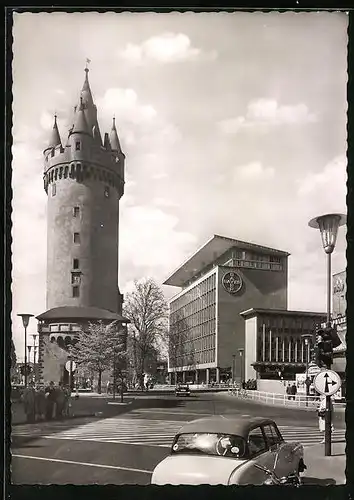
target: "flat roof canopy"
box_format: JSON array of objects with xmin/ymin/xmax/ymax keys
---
[
  {"xmin": 164, "ymin": 234, "xmax": 290, "ymax": 288},
  {"xmin": 37, "ymin": 306, "xmax": 129, "ymax": 323},
  {"xmin": 240, "ymin": 308, "xmax": 326, "ymax": 319}
]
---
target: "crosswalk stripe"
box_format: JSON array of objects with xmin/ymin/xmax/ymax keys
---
[{"xmin": 12, "ymin": 414, "xmax": 345, "ymax": 450}]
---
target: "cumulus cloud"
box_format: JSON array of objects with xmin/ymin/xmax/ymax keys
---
[
  {"xmin": 119, "ymin": 32, "xmax": 209, "ymax": 64},
  {"xmin": 235, "ymin": 161, "xmax": 275, "ymax": 180},
  {"xmin": 297, "ymin": 155, "xmax": 346, "ymax": 198},
  {"xmin": 119, "ymin": 205, "xmax": 196, "ymax": 276},
  {"xmin": 97, "ymin": 88, "xmax": 157, "ymax": 124},
  {"xmin": 219, "ymin": 98, "xmax": 317, "ymax": 134},
  {"xmin": 153, "ymin": 197, "xmax": 179, "ymax": 207}
]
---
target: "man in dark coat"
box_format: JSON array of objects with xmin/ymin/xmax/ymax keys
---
[
  {"xmin": 22, "ymin": 381, "xmax": 36, "ymax": 423},
  {"xmin": 44, "ymin": 381, "xmax": 56, "ymax": 420},
  {"xmin": 55, "ymin": 382, "xmax": 66, "ymax": 419}
]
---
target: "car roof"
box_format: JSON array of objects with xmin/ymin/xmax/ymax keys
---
[{"xmin": 177, "ymin": 416, "xmax": 277, "ymax": 438}]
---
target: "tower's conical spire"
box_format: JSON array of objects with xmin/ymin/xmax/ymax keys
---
[
  {"xmin": 71, "ymin": 97, "xmax": 90, "ymax": 135},
  {"xmin": 47, "ymin": 114, "xmax": 62, "ymax": 149},
  {"xmin": 80, "ymin": 65, "xmax": 94, "ymax": 108},
  {"xmin": 109, "ymin": 117, "xmax": 122, "ymax": 152}
]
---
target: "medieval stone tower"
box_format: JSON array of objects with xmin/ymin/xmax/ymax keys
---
[{"xmin": 36, "ymin": 67, "xmax": 127, "ymax": 385}]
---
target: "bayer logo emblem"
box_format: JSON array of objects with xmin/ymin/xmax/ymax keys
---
[{"xmin": 222, "ymin": 271, "xmax": 243, "ymax": 294}]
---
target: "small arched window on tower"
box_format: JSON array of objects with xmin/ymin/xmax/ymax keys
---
[
  {"xmin": 52, "ymin": 183, "xmax": 56, "ymax": 196},
  {"xmin": 75, "ymin": 141, "xmax": 81, "ymax": 151},
  {"xmin": 104, "ymin": 186, "xmax": 110, "ymax": 198}
]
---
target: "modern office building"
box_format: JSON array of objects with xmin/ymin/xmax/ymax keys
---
[
  {"xmin": 165, "ymin": 234, "xmax": 327, "ymax": 385},
  {"xmin": 240, "ymin": 308, "xmax": 326, "ymax": 381},
  {"xmin": 36, "ymin": 67, "xmax": 128, "ymax": 385},
  {"xmin": 165, "ymin": 234, "xmax": 290, "ymax": 384}
]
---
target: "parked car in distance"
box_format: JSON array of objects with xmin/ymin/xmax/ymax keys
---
[
  {"xmin": 175, "ymin": 384, "xmax": 191, "ymax": 397},
  {"xmin": 151, "ymin": 416, "xmax": 306, "ymax": 485}
]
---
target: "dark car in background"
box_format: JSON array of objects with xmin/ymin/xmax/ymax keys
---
[{"xmin": 175, "ymin": 384, "xmax": 191, "ymax": 397}]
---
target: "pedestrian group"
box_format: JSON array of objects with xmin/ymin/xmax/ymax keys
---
[{"xmin": 21, "ymin": 381, "xmax": 72, "ymax": 423}]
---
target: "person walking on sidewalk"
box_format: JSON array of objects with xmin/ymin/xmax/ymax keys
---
[
  {"xmin": 55, "ymin": 382, "xmax": 65, "ymax": 419},
  {"xmin": 286, "ymin": 384, "xmax": 292, "ymax": 400},
  {"xmin": 22, "ymin": 381, "xmax": 36, "ymax": 423},
  {"xmin": 291, "ymin": 383, "xmax": 297, "ymax": 401},
  {"xmin": 35, "ymin": 385, "xmax": 46, "ymax": 421},
  {"xmin": 62, "ymin": 385, "xmax": 71, "ymax": 417},
  {"xmin": 44, "ymin": 381, "xmax": 56, "ymax": 420},
  {"xmin": 317, "ymin": 395, "xmax": 334, "ymax": 443}
]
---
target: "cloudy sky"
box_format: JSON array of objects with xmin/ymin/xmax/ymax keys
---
[{"xmin": 12, "ymin": 11, "xmax": 348, "ymax": 360}]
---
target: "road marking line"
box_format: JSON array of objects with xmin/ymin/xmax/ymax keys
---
[{"xmin": 12, "ymin": 454, "xmax": 153, "ymax": 474}]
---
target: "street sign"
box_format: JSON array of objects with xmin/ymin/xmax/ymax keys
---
[
  {"xmin": 65, "ymin": 361, "xmax": 76, "ymax": 372},
  {"xmin": 314, "ymin": 369, "xmax": 341, "ymax": 396},
  {"xmin": 307, "ymin": 365, "xmax": 322, "ymax": 377}
]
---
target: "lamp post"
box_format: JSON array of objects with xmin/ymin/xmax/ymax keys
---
[
  {"xmin": 309, "ymin": 212, "xmax": 346, "ymax": 457},
  {"xmin": 301, "ymin": 334, "xmax": 313, "ymax": 406},
  {"xmin": 32, "ymin": 333, "xmax": 38, "ymax": 383},
  {"xmin": 17, "ymin": 313, "xmax": 34, "ymax": 388},
  {"xmin": 238, "ymin": 348, "xmax": 245, "ymax": 387},
  {"xmin": 232, "ymin": 354, "xmax": 236, "ymax": 384}
]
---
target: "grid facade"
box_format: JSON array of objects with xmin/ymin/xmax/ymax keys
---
[{"xmin": 169, "ymin": 272, "xmax": 216, "ymax": 369}]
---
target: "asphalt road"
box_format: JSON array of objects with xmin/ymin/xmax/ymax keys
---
[{"xmin": 11, "ymin": 392, "xmax": 346, "ymax": 485}]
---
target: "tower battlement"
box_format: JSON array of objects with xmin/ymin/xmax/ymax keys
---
[{"xmin": 43, "ymin": 144, "xmax": 125, "ymax": 197}]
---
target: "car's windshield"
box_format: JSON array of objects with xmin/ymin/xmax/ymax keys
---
[{"xmin": 172, "ymin": 433, "xmax": 246, "ymax": 458}]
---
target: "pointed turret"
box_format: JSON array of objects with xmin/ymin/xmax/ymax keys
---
[
  {"xmin": 77, "ymin": 65, "xmax": 102, "ymax": 146},
  {"xmin": 81, "ymin": 67, "xmax": 94, "ymax": 108},
  {"xmin": 109, "ymin": 117, "xmax": 123, "ymax": 152},
  {"xmin": 71, "ymin": 97, "xmax": 90, "ymax": 135},
  {"xmin": 45, "ymin": 114, "xmax": 62, "ymax": 151},
  {"xmin": 104, "ymin": 132, "xmax": 111, "ymax": 150}
]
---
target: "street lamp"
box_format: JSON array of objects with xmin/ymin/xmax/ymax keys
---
[
  {"xmin": 309, "ymin": 212, "xmax": 346, "ymax": 457},
  {"xmin": 301, "ymin": 334, "xmax": 313, "ymax": 405},
  {"xmin": 232, "ymin": 354, "xmax": 236, "ymax": 384},
  {"xmin": 32, "ymin": 333, "xmax": 38, "ymax": 383},
  {"xmin": 238, "ymin": 348, "xmax": 245, "ymax": 387},
  {"xmin": 17, "ymin": 313, "xmax": 34, "ymax": 387},
  {"xmin": 309, "ymin": 213, "xmax": 346, "ymax": 325}
]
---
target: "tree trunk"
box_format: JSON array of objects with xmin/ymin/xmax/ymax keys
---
[
  {"xmin": 120, "ymin": 377, "xmax": 124, "ymax": 403},
  {"xmin": 97, "ymin": 370, "xmax": 102, "ymax": 394}
]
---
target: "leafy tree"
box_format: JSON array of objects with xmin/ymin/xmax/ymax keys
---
[
  {"xmin": 71, "ymin": 320, "xmax": 126, "ymax": 394},
  {"xmin": 10, "ymin": 338, "xmax": 17, "ymax": 381},
  {"xmin": 123, "ymin": 279, "xmax": 168, "ymax": 389}
]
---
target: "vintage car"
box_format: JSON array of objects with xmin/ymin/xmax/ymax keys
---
[
  {"xmin": 175, "ymin": 384, "xmax": 191, "ymax": 397},
  {"xmin": 151, "ymin": 416, "xmax": 306, "ymax": 485}
]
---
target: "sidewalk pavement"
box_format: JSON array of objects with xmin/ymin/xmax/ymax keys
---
[
  {"xmin": 11, "ymin": 395, "xmax": 135, "ymax": 425},
  {"xmin": 303, "ymin": 441, "xmax": 346, "ymax": 485}
]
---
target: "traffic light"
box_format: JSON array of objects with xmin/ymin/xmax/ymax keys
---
[
  {"xmin": 315, "ymin": 327, "xmax": 337, "ymax": 369},
  {"xmin": 324, "ymin": 325, "xmax": 341, "ymax": 349}
]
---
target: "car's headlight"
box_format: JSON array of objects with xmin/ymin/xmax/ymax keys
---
[{"xmin": 263, "ymin": 478, "xmax": 274, "ymax": 485}]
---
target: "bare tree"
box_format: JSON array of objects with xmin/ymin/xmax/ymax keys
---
[
  {"xmin": 71, "ymin": 320, "xmax": 126, "ymax": 394},
  {"xmin": 123, "ymin": 279, "xmax": 168, "ymax": 389}
]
